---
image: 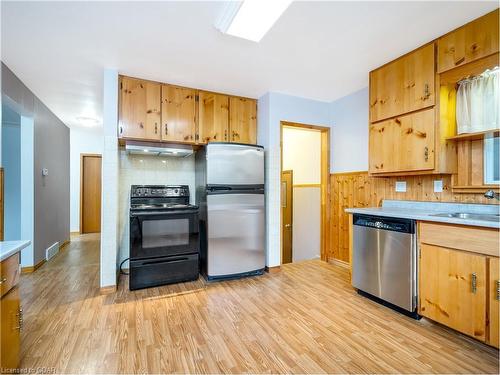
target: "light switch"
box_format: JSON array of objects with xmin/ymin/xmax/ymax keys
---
[
  {"xmin": 434, "ymin": 180, "xmax": 443, "ymax": 193},
  {"xmin": 42, "ymin": 168, "xmax": 49, "ymax": 176},
  {"xmin": 395, "ymin": 181, "xmax": 407, "ymax": 192}
]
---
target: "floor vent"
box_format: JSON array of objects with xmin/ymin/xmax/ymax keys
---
[{"xmin": 46, "ymin": 242, "xmax": 59, "ymax": 261}]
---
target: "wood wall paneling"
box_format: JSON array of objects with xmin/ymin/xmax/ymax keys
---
[
  {"xmin": 0, "ymin": 168, "xmax": 3, "ymax": 241},
  {"xmin": 329, "ymin": 171, "xmax": 498, "ymax": 263}
]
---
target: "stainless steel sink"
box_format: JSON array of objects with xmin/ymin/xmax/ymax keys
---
[{"xmin": 430, "ymin": 212, "xmax": 500, "ymax": 222}]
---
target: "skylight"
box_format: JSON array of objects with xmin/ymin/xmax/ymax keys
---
[{"xmin": 217, "ymin": 0, "xmax": 292, "ymax": 42}]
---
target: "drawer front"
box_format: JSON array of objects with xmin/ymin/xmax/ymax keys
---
[
  {"xmin": 419, "ymin": 222, "xmax": 499, "ymax": 257},
  {"xmin": 0, "ymin": 286, "xmax": 21, "ymax": 370},
  {"xmin": 129, "ymin": 254, "xmax": 199, "ymax": 290},
  {"xmin": 0, "ymin": 253, "xmax": 20, "ymax": 298}
]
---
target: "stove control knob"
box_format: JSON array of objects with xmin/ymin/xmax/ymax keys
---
[{"xmin": 174, "ymin": 189, "xmax": 179, "ymax": 194}]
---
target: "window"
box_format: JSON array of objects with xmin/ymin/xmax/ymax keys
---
[{"xmin": 484, "ymin": 136, "xmax": 500, "ymax": 185}]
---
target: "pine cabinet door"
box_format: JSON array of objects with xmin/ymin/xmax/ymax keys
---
[
  {"xmin": 438, "ymin": 10, "xmax": 499, "ymax": 73},
  {"xmin": 370, "ymin": 44, "xmax": 435, "ymax": 123},
  {"xmin": 161, "ymin": 85, "xmax": 196, "ymax": 143},
  {"xmin": 0, "ymin": 287, "xmax": 21, "ymax": 370},
  {"xmin": 488, "ymin": 257, "xmax": 499, "ymax": 348},
  {"xmin": 119, "ymin": 77, "xmax": 161, "ymax": 140},
  {"xmin": 369, "ymin": 108, "xmax": 435, "ymax": 173},
  {"xmin": 229, "ymin": 97, "xmax": 257, "ymax": 144},
  {"xmin": 419, "ymin": 244, "xmax": 487, "ymax": 341},
  {"xmin": 198, "ymin": 91, "xmax": 229, "ymax": 144}
]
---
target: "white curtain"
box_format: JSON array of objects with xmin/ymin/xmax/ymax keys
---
[{"xmin": 456, "ymin": 68, "xmax": 499, "ymax": 134}]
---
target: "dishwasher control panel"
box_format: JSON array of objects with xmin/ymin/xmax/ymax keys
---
[{"xmin": 353, "ymin": 214, "xmax": 415, "ymax": 233}]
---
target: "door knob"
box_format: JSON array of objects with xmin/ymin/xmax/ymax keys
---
[{"xmin": 285, "ymin": 224, "xmax": 291, "ymax": 228}]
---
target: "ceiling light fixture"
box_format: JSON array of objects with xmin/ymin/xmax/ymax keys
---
[
  {"xmin": 216, "ymin": 0, "xmax": 292, "ymax": 42},
  {"xmin": 76, "ymin": 116, "xmax": 100, "ymax": 127}
]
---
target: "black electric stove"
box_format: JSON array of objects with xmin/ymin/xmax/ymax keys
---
[{"xmin": 129, "ymin": 185, "xmax": 200, "ymax": 290}]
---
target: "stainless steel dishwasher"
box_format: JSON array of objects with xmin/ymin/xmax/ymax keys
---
[{"xmin": 352, "ymin": 214, "xmax": 418, "ymax": 317}]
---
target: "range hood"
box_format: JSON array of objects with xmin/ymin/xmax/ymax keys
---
[{"xmin": 125, "ymin": 141, "xmax": 194, "ymax": 157}]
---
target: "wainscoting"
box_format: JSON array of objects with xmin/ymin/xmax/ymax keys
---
[{"xmin": 329, "ymin": 171, "xmax": 498, "ymax": 263}]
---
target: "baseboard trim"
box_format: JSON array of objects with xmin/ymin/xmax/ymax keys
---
[
  {"xmin": 328, "ymin": 258, "xmax": 350, "ymax": 269},
  {"xmin": 100, "ymin": 285, "xmax": 117, "ymax": 294},
  {"xmin": 265, "ymin": 265, "xmax": 281, "ymax": 273},
  {"xmin": 21, "ymin": 259, "xmax": 46, "ymax": 274},
  {"xmin": 59, "ymin": 239, "xmax": 70, "ymax": 251}
]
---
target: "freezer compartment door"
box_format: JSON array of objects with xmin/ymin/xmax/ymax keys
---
[
  {"xmin": 352, "ymin": 225, "xmax": 415, "ymax": 311},
  {"xmin": 207, "ymin": 193, "xmax": 265, "ymax": 277},
  {"xmin": 206, "ymin": 143, "xmax": 264, "ymax": 186}
]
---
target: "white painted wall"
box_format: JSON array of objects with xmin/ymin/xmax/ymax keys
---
[
  {"xmin": 70, "ymin": 127, "xmax": 104, "ymax": 232},
  {"xmin": 282, "ymin": 127, "xmax": 321, "ymax": 184},
  {"xmin": 20, "ymin": 116, "xmax": 34, "ymax": 267},
  {"xmin": 100, "ymin": 68, "xmax": 119, "ymax": 288},
  {"xmin": 292, "ymin": 187, "xmax": 320, "ymax": 262},
  {"xmin": 282, "ymin": 127, "xmax": 321, "ymax": 262},
  {"xmin": 330, "ymin": 87, "xmax": 369, "ymax": 173}
]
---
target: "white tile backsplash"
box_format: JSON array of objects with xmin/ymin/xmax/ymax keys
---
[{"xmin": 117, "ymin": 152, "xmax": 196, "ymax": 265}]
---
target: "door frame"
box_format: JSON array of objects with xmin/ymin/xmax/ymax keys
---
[
  {"xmin": 80, "ymin": 153, "xmax": 102, "ymax": 234},
  {"xmin": 280, "ymin": 121, "xmax": 330, "ymax": 263}
]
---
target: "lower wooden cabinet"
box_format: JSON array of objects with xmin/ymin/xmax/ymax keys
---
[
  {"xmin": 488, "ymin": 257, "xmax": 499, "ymax": 347},
  {"xmin": 419, "ymin": 222, "xmax": 499, "ymax": 347},
  {"xmin": 419, "ymin": 243, "xmax": 487, "ymax": 341},
  {"xmin": 1, "ymin": 286, "xmax": 21, "ymax": 370}
]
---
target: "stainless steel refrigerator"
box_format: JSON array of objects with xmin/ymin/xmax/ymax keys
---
[{"xmin": 196, "ymin": 143, "xmax": 265, "ymax": 280}]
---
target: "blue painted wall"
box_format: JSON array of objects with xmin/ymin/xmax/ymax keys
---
[
  {"xmin": 329, "ymin": 87, "xmax": 369, "ymax": 173},
  {"xmin": 1, "ymin": 104, "xmax": 21, "ymax": 240}
]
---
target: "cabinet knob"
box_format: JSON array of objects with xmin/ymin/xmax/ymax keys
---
[{"xmin": 0, "ymin": 277, "xmax": 6, "ymax": 284}]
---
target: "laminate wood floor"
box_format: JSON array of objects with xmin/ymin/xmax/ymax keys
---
[{"xmin": 19, "ymin": 234, "xmax": 499, "ymax": 374}]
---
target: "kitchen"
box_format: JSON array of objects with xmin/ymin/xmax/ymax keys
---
[{"xmin": 1, "ymin": 1, "xmax": 499, "ymax": 374}]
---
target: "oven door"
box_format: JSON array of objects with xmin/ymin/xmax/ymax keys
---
[{"xmin": 130, "ymin": 209, "xmax": 199, "ymax": 260}]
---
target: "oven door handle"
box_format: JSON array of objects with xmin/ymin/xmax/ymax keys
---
[{"xmin": 130, "ymin": 209, "xmax": 199, "ymax": 217}]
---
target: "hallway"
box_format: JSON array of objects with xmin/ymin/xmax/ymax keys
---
[{"xmin": 18, "ymin": 234, "xmax": 499, "ymax": 374}]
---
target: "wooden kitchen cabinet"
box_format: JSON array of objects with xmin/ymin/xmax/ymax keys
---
[
  {"xmin": 119, "ymin": 77, "xmax": 161, "ymax": 140},
  {"xmin": 419, "ymin": 243, "xmax": 487, "ymax": 341},
  {"xmin": 438, "ymin": 9, "xmax": 499, "ymax": 73},
  {"xmin": 370, "ymin": 43, "xmax": 435, "ymax": 123},
  {"xmin": 229, "ymin": 97, "xmax": 257, "ymax": 144},
  {"xmin": 1, "ymin": 287, "xmax": 20, "ymax": 370},
  {"xmin": 161, "ymin": 85, "xmax": 197, "ymax": 143},
  {"xmin": 488, "ymin": 257, "xmax": 499, "ymax": 348},
  {"xmin": 369, "ymin": 108, "xmax": 435, "ymax": 174},
  {"xmin": 198, "ymin": 91, "xmax": 229, "ymax": 143},
  {"xmin": 0, "ymin": 252, "xmax": 22, "ymax": 370}
]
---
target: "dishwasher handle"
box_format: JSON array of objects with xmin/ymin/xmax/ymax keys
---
[{"xmin": 353, "ymin": 214, "xmax": 415, "ymax": 234}]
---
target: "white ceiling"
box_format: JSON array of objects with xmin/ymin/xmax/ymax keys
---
[{"xmin": 1, "ymin": 1, "xmax": 497, "ymax": 129}]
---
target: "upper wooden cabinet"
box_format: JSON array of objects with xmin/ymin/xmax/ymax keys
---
[
  {"xmin": 161, "ymin": 85, "xmax": 196, "ymax": 143},
  {"xmin": 118, "ymin": 76, "xmax": 258, "ymax": 146},
  {"xmin": 119, "ymin": 77, "xmax": 161, "ymax": 140},
  {"xmin": 369, "ymin": 108, "xmax": 435, "ymax": 174},
  {"xmin": 438, "ymin": 9, "xmax": 499, "ymax": 73},
  {"xmin": 229, "ymin": 97, "xmax": 257, "ymax": 144},
  {"xmin": 370, "ymin": 44, "xmax": 435, "ymax": 123},
  {"xmin": 198, "ymin": 91, "xmax": 229, "ymax": 143}
]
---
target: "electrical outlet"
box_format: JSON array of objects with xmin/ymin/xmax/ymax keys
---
[
  {"xmin": 434, "ymin": 180, "xmax": 443, "ymax": 193},
  {"xmin": 395, "ymin": 181, "xmax": 407, "ymax": 192}
]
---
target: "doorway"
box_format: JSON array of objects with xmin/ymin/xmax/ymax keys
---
[
  {"xmin": 80, "ymin": 154, "xmax": 102, "ymax": 234},
  {"xmin": 280, "ymin": 122, "xmax": 330, "ymax": 264},
  {"xmin": 281, "ymin": 170, "xmax": 293, "ymax": 264}
]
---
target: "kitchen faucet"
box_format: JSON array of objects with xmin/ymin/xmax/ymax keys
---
[{"xmin": 484, "ymin": 190, "xmax": 500, "ymax": 200}]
